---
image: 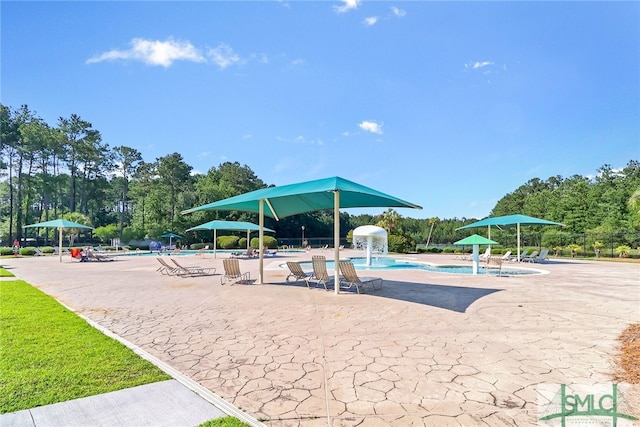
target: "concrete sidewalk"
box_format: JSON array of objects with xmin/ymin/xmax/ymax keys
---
[{"xmin": 1, "ymin": 380, "xmax": 226, "ymax": 427}]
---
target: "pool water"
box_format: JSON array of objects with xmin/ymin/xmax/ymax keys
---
[{"xmin": 300, "ymin": 257, "xmax": 541, "ymax": 276}]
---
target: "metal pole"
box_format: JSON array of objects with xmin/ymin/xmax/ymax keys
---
[{"xmin": 334, "ymin": 191, "xmax": 340, "ymax": 294}]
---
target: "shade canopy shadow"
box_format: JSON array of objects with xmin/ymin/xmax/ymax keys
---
[
  {"xmin": 268, "ymin": 278, "xmax": 501, "ymax": 313},
  {"xmin": 373, "ymin": 280, "xmax": 502, "ymax": 313}
]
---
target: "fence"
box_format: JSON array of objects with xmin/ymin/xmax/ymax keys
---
[{"xmin": 427, "ymin": 231, "xmax": 640, "ymax": 258}]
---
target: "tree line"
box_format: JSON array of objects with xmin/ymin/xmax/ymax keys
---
[{"xmin": 1, "ymin": 104, "xmax": 639, "ymax": 251}]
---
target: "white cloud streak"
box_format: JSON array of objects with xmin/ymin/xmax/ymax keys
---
[
  {"xmin": 333, "ymin": 0, "xmax": 359, "ymax": 14},
  {"xmin": 390, "ymin": 6, "xmax": 406, "ymax": 17},
  {"xmin": 207, "ymin": 43, "xmax": 240, "ymax": 69},
  {"xmin": 87, "ymin": 38, "xmax": 249, "ymax": 70},
  {"xmin": 359, "ymin": 120, "xmax": 383, "ymax": 134},
  {"xmin": 87, "ymin": 38, "xmax": 205, "ymax": 67},
  {"xmin": 363, "ymin": 16, "xmax": 378, "ymax": 26},
  {"xmin": 465, "ymin": 61, "xmax": 495, "ymax": 70}
]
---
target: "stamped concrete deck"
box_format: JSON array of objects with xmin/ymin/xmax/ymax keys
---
[{"xmin": 2, "ymin": 250, "xmax": 639, "ymax": 426}]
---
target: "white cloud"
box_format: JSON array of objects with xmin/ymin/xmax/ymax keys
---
[
  {"xmin": 87, "ymin": 38, "xmax": 254, "ymax": 70},
  {"xmin": 465, "ymin": 61, "xmax": 494, "ymax": 70},
  {"xmin": 87, "ymin": 38, "xmax": 205, "ymax": 67},
  {"xmin": 363, "ymin": 16, "xmax": 378, "ymax": 26},
  {"xmin": 333, "ymin": 0, "xmax": 359, "ymax": 14},
  {"xmin": 390, "ymin": 6, "xmax": 406, "ymax": 17},
  {"xmin": 208, "ymin": 43, "xmax": 240, "ymax": 69},
  {"xmin": 359, "ymin": 120, "xmax": 383, "ymax": 135}
]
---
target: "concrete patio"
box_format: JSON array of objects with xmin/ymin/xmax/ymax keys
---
[{"xmin": 1, "ymin": 250, "xmax": 638, "ymax": 426}]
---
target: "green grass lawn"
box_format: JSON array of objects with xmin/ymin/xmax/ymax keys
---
[
  {"xmin": 0, "ymin": 279, "xmax": 171, "ymax": 413},
  {"xmin": 0, "ymin": 267, "xmax": 14, "ymax": 277}
]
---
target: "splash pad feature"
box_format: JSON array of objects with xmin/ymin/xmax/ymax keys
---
[{"xmin": 353, "ymin": 225, "xmax": 388, "ymax": 266}]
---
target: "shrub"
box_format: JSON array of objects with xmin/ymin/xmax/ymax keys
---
[
  {"xmin": 238, "ymin": 237, "xmax": 247, "ymax": 248},
  {"xmin": 19, "ymin": 247, "xmax": 36, "ymax": 256},
  {"xmin": 388, "ymin": 234, "xmax": 414, "ymax": 253},
  {"xmin": 0, "ymin": 247, "xmax": 14, "ymax": 256},
  {"xmin": 567, "ymin": 244, "xmax": 581, "ymax": 257},
  {"xmin": 218, "ymin": 236, "xmax": 240, "ymax": 249},
  {"xmin": 190, "ymin": 242, "xmax": 210, "ymax": 250},
  {"xmin": 616, "ymin": 245, "xmax": 631, "ymax": 258},
  {"xmin": 442, "ymin": 247, "xmax": 456, "ymax": 253},
  {"xmin": 40, "ymin": 246, "xmax": 55, "ymax": 254},
  {"xmin": 251, "ymin": 236, "xmax": 277, "ymax": 249}
]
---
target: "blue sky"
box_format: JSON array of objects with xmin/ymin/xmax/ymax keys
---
[{"xmin": 2, "ymin": 1, "xmax": 638, "ymax": 220}]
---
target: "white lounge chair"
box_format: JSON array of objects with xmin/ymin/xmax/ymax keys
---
[
  {"xmin": 478, "ymin": 247, "xmax": 491, "ymax": 261},
  {"xmin": 527, "ymin": 248, "xmax": 549, "ymax": 263}
]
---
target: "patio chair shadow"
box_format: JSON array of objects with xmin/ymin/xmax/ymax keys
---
[{"xmin": 370, "ymin": 280, "xmax": 502, "ymax": 313}]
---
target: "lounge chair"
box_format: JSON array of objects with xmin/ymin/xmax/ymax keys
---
[
  {"xmin": 171, "ymin": 259, "xmax": 216, "ymax": 277},
  {"xmin": 338, "ymin": 261, "xmax": 382, "ymax": 294},
  {"xmin": 285, "ymin": 261, "xmax": 312, "ymax": 284},
  {"xmin": 478, "ymin": 247, "xmax": 491, "ymax": 262},
  {"xmin": 510, "ymin": 249, "xmax": 530, "ymax": 262},
  {"xmin": 522, "ymin": 250, "xmax": 539, "ymax": 263},
  {"xmin": 156, "ymin": 258, "xmax": 179, "ymax": 275},
  {"xmin": 231, "ymin": 248, "xmax": 256, "ymax": 258},
  {"xmin": 34, "ymin": 247, "xmax": 45, "ymax": 256},
  {"xmin": 500, "ymin": 251, "xmax": 512, "ymax": 261},
  {"xmin": 308, "ymin": 255, "xmax": 332, "ymax": 290},
  {"xmin": 527, "ymin": 248, "xmax": 549, "ymax": 263},
  {"xmin": 221, "ymin": 258, "xmax": 250, "ymax": 285},
  {"xmin": 85, "ymin": 248, "xmax": 114, "ymax": 262}
]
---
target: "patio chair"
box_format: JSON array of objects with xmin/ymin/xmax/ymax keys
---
[
  {"xmin": 34, "ymin": 247, "xmax": 45, "ymax": 256},
  {"xmin": 478, "ymin": 247, "xmax": 491, "ymax": 262},
  {"xmin": 485, "ymin": 256, "xmax": 503, "ymax": 276},
  {"xmin": 221, "ymin": 258, "xmax": 250, "ymax": 285},
  {"xmin": 171, "ymin": 258, "xmax": 216, "ymax": 277},
  {"xmin": 522, "ymin": 250, "xmax": 539, "ymax": 263},
  {"xmin": 510, "ymin": 249, "xmax": 530, "ymax": 262},
  {"xmin": 286, "ymin": 261, "xmax": 312, "ymax": 285},
  {"xmin": 500, "ymin": 251, "xmax": 512, "ymax": 261},
  {"xmin": 231, "ymin": 248, "xmax": 256, "ymax": 258},
  {"xmin": 527, "ymin": 248, "xmax": 549, "ymax": 263},
  {"xmin": 308, "ymin": 255, "xmax": 332, "ymax": 290},
  {"xmin": 338, "ymin": 260, "xmax": 383, "ymax": 294},
  {"xmin": 156, "ymin": 258, "xmax": 179, "ymax": 275}
]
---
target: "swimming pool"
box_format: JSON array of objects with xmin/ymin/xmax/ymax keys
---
[{"xmin": 298, "ymin": 257, "xmax": 543, "ymax": 276}]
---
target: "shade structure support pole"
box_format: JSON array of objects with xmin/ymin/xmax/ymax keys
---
[
  {"xmin": 214, "ymin": 230, "xmax": 217, "ymax": 259},
  {"xmin": 334, "ymin": 190, "xmax": 340, "ymax": 294},
  {"xmin": 58, "ymin": 227, "xmax": 63, "ymax": 263},
  {"xmin": 517, "ymin": 223, "xmax": 521, "ymax": 262},
  {"xmin": 259, "ymin": 199, "xmax": 264, "ymax": 284}
]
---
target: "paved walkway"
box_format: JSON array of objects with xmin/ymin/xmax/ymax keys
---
[{"xmin": 1, "ymin": 251, "xmax": 638, "ymax": 426}]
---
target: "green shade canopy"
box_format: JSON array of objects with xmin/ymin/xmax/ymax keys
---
[
  {"xmin": 24, "ymin": 219, "xmax": 94, "ymax": 230},
  {"xmin": 186, "ymin": 220, "xmax": 275, "ymax": 258},
  {"xmin": 24, "ymin": 219, "xmax": 93, "ymax": 262},
  {"xmin": 457, "ymin": 214, "xmax": 564, "ymax": 229},
  {"xmin": 186, "ymin": 220, "xmax": 274, "ymax": 234},
  {"xmin": 160, "ymin": 232, "xmax": 182, "ymax": 239},
  {"xmin": 183, "ymin": 176, "xmax": 422, "ymax": 290},
  {"xmin": 453, "ymin": 234, "xmax": 499, "ymax": 246},
  {"xmin": 182, "ymin": 176, "xmax": 422, "ymax": 220},
  {"xmin": 457, "ymin": 214, "xmax": 564, "ymax": 262}
]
